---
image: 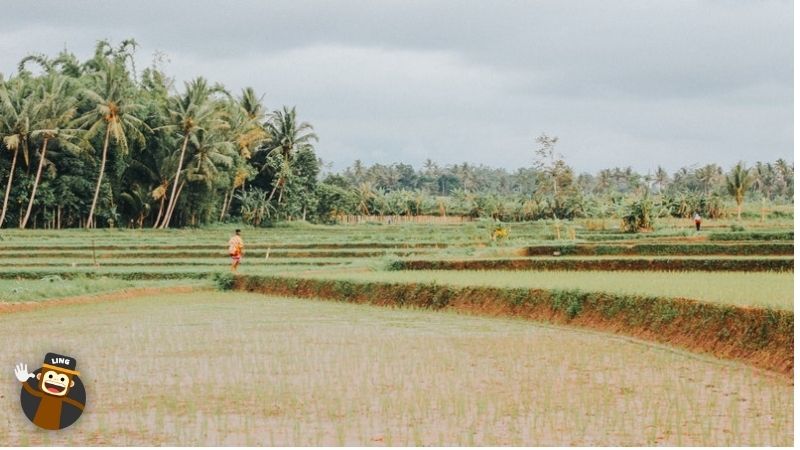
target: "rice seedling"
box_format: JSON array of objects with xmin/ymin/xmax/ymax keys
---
[{"xmin": 0, "ymin": 291, "xmax": 790, "ymax": 446}]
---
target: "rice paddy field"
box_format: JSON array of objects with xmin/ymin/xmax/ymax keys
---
[
  {"xmin": 0, "ymin": 218, "xmax": 794, "ymax": 445},
  {"xmin": 0, "ymin": 292, "xmax": 792, "ymax": 446},
  {"xmin": 298, "ymin": 270, "xmax": 793, "ymax": 310}
]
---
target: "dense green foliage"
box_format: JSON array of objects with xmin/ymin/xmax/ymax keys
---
[{"xmin": 0, "ymin": 40, "xmax": 793, "ymax": 228}]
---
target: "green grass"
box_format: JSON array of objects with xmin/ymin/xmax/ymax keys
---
[
  {"xmin": 0, "ymin": 265, "xmax": 332, "ymax": 281},
  {"xmin": 297, "ymin": 270, "xmax": 794, "ymax": 310},
  {"xmin": 0, "ymin": 291, "xmax": 790, "ymax": 445},
  {"xmin": 0, "ymin": 278, "xmax": 210, "ymax": 302},
  {"xmin": 0, "ymin": 216, "xmax": 788, "ymax": 247}
]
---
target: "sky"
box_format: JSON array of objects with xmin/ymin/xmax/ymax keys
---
[{"xmin": 0, "ymin": 0, "xmax": 793, "ymax": 174}]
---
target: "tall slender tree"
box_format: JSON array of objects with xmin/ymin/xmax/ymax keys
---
[
  {"xmin": 0, "ymin": 77, "xmax": 34, "ymax": 227},
  {"xmin": 20, "ymin": 75, "xmax": 80, "ymax": 229},
  {"xmin": 259, "ymin": 106, "xmax": 318, "ymax": 203},
  {"xmin": 726, "ymin": 162, "xmax": 752, "ymax": 220},
  {"xmin": 157, "ymin": 77, "xmax": 225, "ymax": 228},
  {"xmin": 77, "ymin": 64, "xmax": 145, "ymax": 228}
]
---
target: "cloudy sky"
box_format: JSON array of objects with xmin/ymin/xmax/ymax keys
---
[{"xmin": 1, "ymin": 0, "xmax": 793, "ymax": 173}]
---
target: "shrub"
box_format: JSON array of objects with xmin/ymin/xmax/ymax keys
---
[
  {"xmin": 621, "ymin": 192, "xmax": 656, "ymax": 233},
  {"xmin": 550, "ymin": 289, "xmax": 585, "ymax": 319},
  {"xmin": 213, "ymin": 273, "xmax": 235, "ymax": 290},
  {"xmin": 491, "ymin": 226, "xmax": 509, "ymax": 241}
]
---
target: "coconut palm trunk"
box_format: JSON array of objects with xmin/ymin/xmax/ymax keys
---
[
  {"xmin": 162, "ymin": 180, "xmax": 185, "ymax": 228},
  {"xmin": 152, "ymin": 194, "xmax": 166, "ymax": 229},
  {"xmin": 736, "ymin": 197, "xmax": 743, "ymax": 220},
  {"xmin": 159, "ymin": 134, "xmax": 190, "ymax": 228},
  {"xmin": 224, "ymin": 185, "xmax": 243, "ymax": 219},
  {"xmin": 20, "ymin": 138, "xmax": 49, "ymax": 229},
  {"xmin": 220, "ymin": 190, "xmax": 230, "ymax": 221},
  {"xmin": 267, "ymin": 179, "xmax": 281, "ymax": 202},
  {"xmin": 0, "ymin": 147, "xmax": 19, "ymax": 228},
  {"xmin": 87, "ymin": 127, "xmax": 112, "ymax": 228}
]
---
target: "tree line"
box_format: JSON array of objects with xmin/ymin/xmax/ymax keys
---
[{"xmin": 0, "ymin": 40, "xmax": 793, "ymax": 229}]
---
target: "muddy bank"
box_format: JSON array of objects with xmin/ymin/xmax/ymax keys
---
[{"xmin": 233, "ymin": 275, "xmax": 793, "ymax": 378}]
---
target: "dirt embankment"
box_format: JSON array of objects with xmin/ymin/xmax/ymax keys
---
[
  {"xmin": 392, "ymin": 258, "xmax": 793, "ymax": 272},
  {"xmin": 233, "ymin": 275, "xmax": 793, "ymax": 379},
  {"xmin": 525, "ymin": 243, "xmax": 794, "ymax": 256},
  {"xmin": 0, "ymin": 250, "xmax": 422, "ymax": 259}
]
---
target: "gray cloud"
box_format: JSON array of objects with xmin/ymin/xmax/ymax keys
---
[{"xmin": 1, "ymin": 0, "xmax": 792, "ymax": 172}]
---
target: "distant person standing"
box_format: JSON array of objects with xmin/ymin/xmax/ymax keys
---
[
  {"xmin": 693, "ymin": 212, "xmax": 702, "ymax": 231},
  {"xmin": 228, "ymin": 229, "xmax": 244, "ymax": 272}
]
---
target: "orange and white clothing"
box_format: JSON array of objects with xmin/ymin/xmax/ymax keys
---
[{"xmin": 228, "ymin": 235, "xmax": 244, "ymax": 260}]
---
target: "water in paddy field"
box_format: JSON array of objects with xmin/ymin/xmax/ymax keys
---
[{"xmin": 0, "ymin": 292, "xmax": 792, "ymax": 446}]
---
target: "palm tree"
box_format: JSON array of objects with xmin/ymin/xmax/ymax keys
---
[
  {"xmin": 726, "ymin": 162, "xmax": 752, "ymax": 220},
  {"xmin": 185, "ymin": 128, "xmax": 235, "ymax": 187},
  {"xmin": 654, "ymin": 166, "xmax": 669, "ymax": 193},
  {"xmin": 696, "ymin": 164, "xmax": 721, "ymax": 196},
  {"xmin": 158, "ymin": 77, "xmax": 225, "ymax": 228},
  {"xmin": 260, "ymin": 106, "xmax": 318, "ymax": 203},
  {"xmin": 533, "ymin": 133, "xmax": 562, "ymax": 200},
  {"xmin": 350, "ymin": 159, "xmax": 366, "ymax": 185},
  {"xmin": 217, "ymin": 90, "xmax": 267, "ymax": 217},
  {"xmin": 239, "ymin": 87, "xmax": 266, "ymax": 122},
  {"xmin": 272, "ymin": 154, "xmax": 295, "ymax": 205},
  {"xmin": 151, "ymin": 182, "xmax": 168, "ymax": 228},
  {"xmin": 77, "ymin": 65, "xmax": 145, "ymax": 228},
  {"xmin": 0, "ymin": 77, "xmax": 34, "ymax": 228},
  {"xmin": 229, "ymin": 87, "xmax": 268, "ymax": 159},
  {"xmin": 354, "ymin": 182, "xmax": 376, "ymax": 215},
  {"xmin": 20, "ymin": 75, "xmax": 80, "ymax": 229},
  {"xmin": 220, "ymin": 166, "xmax": 250, "ymax": 221},
  {"xmin": 119, "ymin": 185, "xmax": 152, "ymax": 228},
  {"xmin": 774, "ymin": 159, "xmax": 792, "ymax": 198}
]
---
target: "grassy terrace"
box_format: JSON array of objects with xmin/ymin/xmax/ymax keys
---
[
  {"xmin": 389, "ymin": 256, "xmax": 793, "ymax": 272},
  {"xmin": 0, "ymin": 258, "xmax": 347, "ymax": 267},
  {"xmin": 0, "ymin": 221, "xmax": 793, "ymax": 308},
  {"xmin": 0, "ymin": 218, "xmax": 791, "ymax": 245},
  {"xmin": 0, "ymin": 278, "xmax": 210, "ymax": 302},
  {"xmin": 291, "ymin": 270, "xmax": 794, "ymax": 310},
  {"xmin": 0, "ymin": 248, "xmax": 432, "ymax": 259},
  {"xmin": 0, "ymin": 265, "xmax": 326, "ymax": 280},
  {"xmin": 0, "ymin": 221, "xmax": 792, "ymax": 445}
]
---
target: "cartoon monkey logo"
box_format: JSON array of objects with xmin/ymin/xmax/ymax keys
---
[{"xmin": 14, "ymin": 353, "xmax": 86, "ymax": 430}]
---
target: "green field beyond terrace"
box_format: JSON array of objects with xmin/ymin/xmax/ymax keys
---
[
  {"xmin": 297, "ymin": 270, "xmax": 794, "ymax": 310},
  {"xmin": 0, "ymin": 278, "xmax": 209, "ymax": 302},
  {"xmin": 0, "ymin": 220, "xmax": 793, "ymax": 445},
  {"xmin": 1, "ymin": 221, "xmax": 794, "ymax": 307}
]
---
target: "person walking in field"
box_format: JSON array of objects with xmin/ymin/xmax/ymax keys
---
[
  {"xmin": 228, "ymin": 229, "xmax": 244, "ymax": 272},
  {"xmin": 693, "ymin": 212, "xmax": 702, "ymax": 231}
]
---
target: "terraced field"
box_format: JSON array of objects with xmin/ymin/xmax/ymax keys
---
[
  {"xmin": 0, "ymin": 292, "xmax": 792, "ymax": 446},
  {"xmin": 0, "ymin": 220, "xmax": 793, "ymax": 445}
]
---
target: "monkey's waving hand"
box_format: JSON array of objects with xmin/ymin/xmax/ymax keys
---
[{"xmin": 14, "ymin": 363, "xmax": 34, "ymax": 382}]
